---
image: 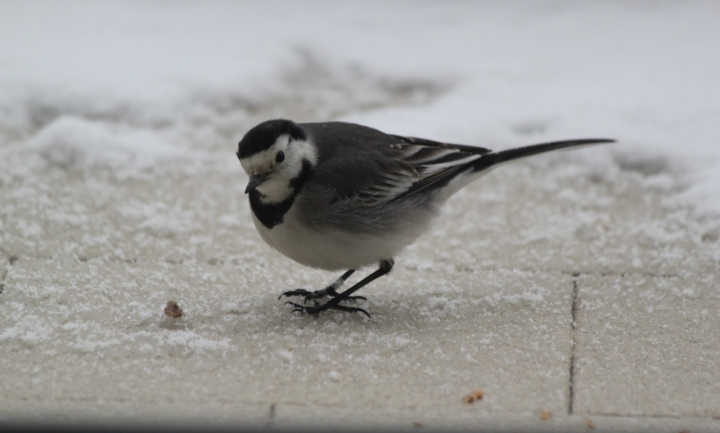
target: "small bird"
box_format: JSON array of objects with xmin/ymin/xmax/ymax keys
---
[{"xmin": 237, "ymin": 119, "xmax": 612, "ymax": 317}]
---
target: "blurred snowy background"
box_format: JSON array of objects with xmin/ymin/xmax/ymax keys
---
[{"xmin": 1, "ymin": 0, "xmax": 719, "ymax": 220}]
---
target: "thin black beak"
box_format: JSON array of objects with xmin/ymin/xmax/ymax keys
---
[{"xmin": 245, "ymin": 173, "xmax": 268, "ymax": 194}]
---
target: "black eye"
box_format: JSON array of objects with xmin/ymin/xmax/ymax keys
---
[{"xmin": 275, "ymin": 151, "xmax": 285, "ymax": 163}]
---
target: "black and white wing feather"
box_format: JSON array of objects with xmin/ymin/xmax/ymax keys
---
[
  {"xmin": 305, "ymin": 122, "xmax": 612, "ymax": 208},
  {"xmin": 348, "ymin": 136, "xmax": 489, "ymax": 205},
  {"xmin": 388, "ymin": 135, "xmax": 491, "ymax": 201}
]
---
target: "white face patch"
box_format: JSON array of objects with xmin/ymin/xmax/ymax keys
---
[{"xmin": 239, "ymin": 134, "xmax": 318, "ymax": 204}]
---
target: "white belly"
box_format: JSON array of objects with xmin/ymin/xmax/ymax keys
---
[{"xmin": 250, "ymin": 204, "xmax": 424, "ymax": 271}]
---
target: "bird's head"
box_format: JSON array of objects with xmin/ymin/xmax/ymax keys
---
[{"xmin": 236, "ymin": 119, "xmax": 317, "ymax": 203}]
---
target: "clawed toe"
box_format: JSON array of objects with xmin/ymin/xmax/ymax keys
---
[
  {"xmin": 279, "ymin": 289, "xmax": 366, "ymax": 303},
  {"xmin": 330, "ymin": 304, "xmax": 371, "ymax": 318},
  {"xmin": 286, "ymin": 302, "xmax": 309, "ymax": 314},
  {"xmin": 286, "ymin": 301, "xmax": 318, "ymax": 314},
  {"xmin": 285, "ymin": 301, "xmax": 370, "ymax": 318},
  {"xmin": 278, "ymin": 289, "xmax": 312, "ymax": 300}
]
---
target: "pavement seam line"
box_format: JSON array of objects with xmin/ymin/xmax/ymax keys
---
[
  {"xmin": 568, "ymin": 277, "xmax": 580, "ymax": 415},
  {"xmin": 267, "ymin": 402, "xmax": 276, "ymax": 427}
]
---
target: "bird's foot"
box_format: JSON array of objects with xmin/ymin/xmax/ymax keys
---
[
  {"xmin": 286, "ymin": 301, "xmax": 371, "ymax": 318},
  {"xmin": 278, "ymin": 287, "xmax": 366, "ymax": 303}
]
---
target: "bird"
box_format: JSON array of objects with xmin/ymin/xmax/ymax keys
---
[{"xmin": 236, "ymin": 119, "xmax": 613, "ymax": 317}]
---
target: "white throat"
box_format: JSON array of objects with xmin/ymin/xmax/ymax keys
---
[{"xmin": 241, "ymin": 135, "xmax": 317, "ymax": 204}]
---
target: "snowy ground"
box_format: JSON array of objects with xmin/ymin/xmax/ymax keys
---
[{"xmin": 1, "ymin": 1, "xmax": 719, "ymax": 430}]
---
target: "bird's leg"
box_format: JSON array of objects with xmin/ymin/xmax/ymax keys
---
[
  {"xmin": 287, "ymin": 259, "xmax": 394, "ymax": 318},
  {"xmin": 279, "ymin": 270, "xmax": 365, "ymax": 302}
]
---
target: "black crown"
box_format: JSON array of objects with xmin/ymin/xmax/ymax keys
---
[{"xmin": 236, "ymin": 119, "xmax": 306, "ymax": 159}]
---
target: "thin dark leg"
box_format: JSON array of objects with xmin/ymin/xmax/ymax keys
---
[
  {"xmin": 287, "ymin": 259, "xmax": 394, "ymax": 318},
  {"xmin": 279, "ymin": 270, "xmax": 365, "ymax": 302}
]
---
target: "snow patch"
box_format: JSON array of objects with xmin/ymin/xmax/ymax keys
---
[
  {"xmin": 0, "ymin": 315, "xmax": 53, "ymax": 344},
  {"xmin": 24, "ymin": 116, "xmax": 195, "ymax": 176}
]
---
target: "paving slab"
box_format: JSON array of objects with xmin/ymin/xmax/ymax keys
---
[
  {"xmin": 573, "ymin": 273, "xmax": 720, "ymax": 418},
  {"xmin": 0, "ymin": 256, "xmax": 575, "ymax": 422}
]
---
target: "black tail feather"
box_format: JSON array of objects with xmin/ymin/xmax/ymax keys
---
[{"xmin": 473, "ymin": 138, "xmax": 615, "ymax": 172}]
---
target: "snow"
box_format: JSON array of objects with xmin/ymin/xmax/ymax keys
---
[{"xmin": 1, "ymin": 1, "xmax": 718, "ymax": 218}]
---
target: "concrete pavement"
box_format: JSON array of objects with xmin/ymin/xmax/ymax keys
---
[{"xmin": 1, "ymin": 142, "xmax": 719, "ymax": 432}]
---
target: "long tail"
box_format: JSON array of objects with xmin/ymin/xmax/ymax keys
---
[
  {"xmin": 473, "ymin": 138, "xmax": 615, "ymax": 172},
  {"xmin": 399, "ymin": 137, "xmax": 614, "ymax": 201}
]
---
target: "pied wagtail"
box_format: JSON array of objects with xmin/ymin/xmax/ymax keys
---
[{"xmin": 237, "ymin": 119, "xmax": 613, "ymax": 317}]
